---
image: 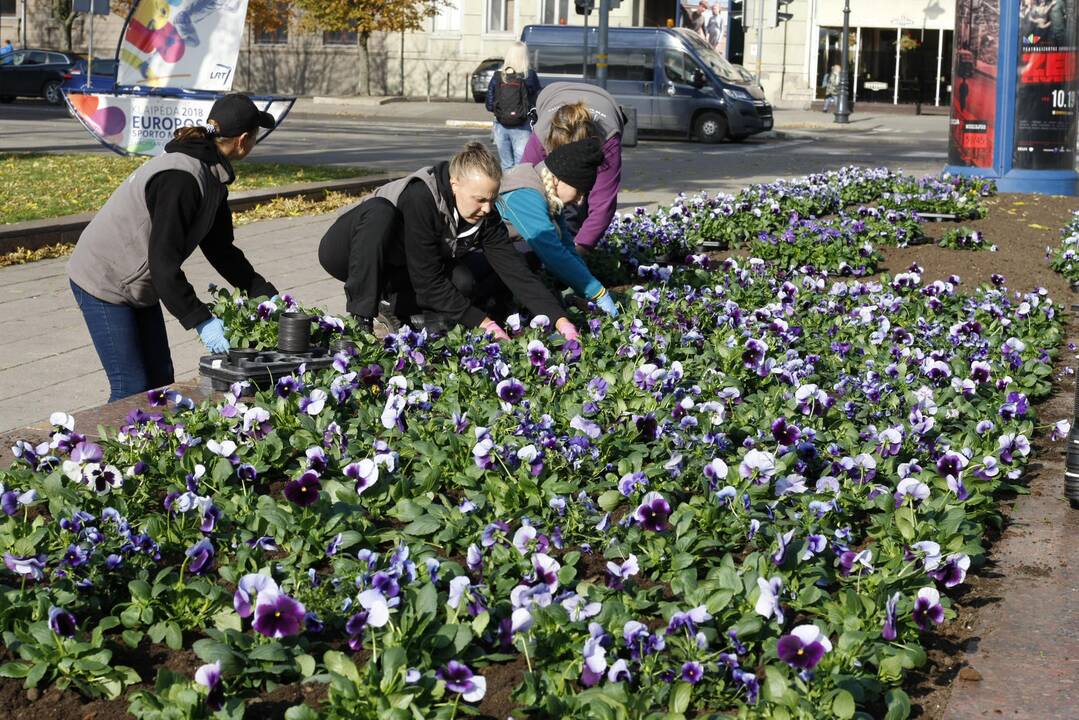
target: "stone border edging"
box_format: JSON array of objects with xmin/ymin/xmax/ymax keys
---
[{"xmin": 0, "ymin": 172, "xmax": 402, "ymax": 255}]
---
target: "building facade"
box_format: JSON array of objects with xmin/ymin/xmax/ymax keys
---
[
  {"xmin": 747, "ymin": 0, "xmax": 956, "ymax": 107},
  {"xmin": 2, "ymin": 0, "xmax": 956, "ymax": 107}
]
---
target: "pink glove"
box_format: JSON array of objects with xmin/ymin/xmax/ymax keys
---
[
  {"xmin": 555, "ymin": 317, "xmax": 579, "ymax": 342},
  {"xmin": 481, "ymin": 318, "xmax": 511, "ymax": 342}
]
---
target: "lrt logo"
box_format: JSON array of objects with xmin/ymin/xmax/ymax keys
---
[
  {"xmin": 209, "ymin": 64, "xmax": 233, "ymax": 84},
  {"xmin": 1024, "ymin": 34, "xmax": 1042, "ymax": 44}
]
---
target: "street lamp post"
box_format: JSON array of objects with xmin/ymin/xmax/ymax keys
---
[{"xmin": 834, "ymin": 0, "xmax": 851, "ymax": 124}]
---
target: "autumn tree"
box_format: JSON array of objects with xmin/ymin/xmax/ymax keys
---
[
  {"xmin": 292, "ymin": 0, "xmax": 445, "ymax": 95},
  {"xmin": 49, "ymin": 0, "xmax": 79, "ymax": 51}
]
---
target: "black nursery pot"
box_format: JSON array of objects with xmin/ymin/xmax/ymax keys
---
[
  {"xmin": 278, "ymin": 312, "xmax": 314, "ymax": 353},
  {"xmin": 228, "ymin": 348, "xmax": 260, "ymax": 364}
]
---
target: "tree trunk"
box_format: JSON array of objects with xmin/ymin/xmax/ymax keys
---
[
  {"xmin": 63, "ymin": 13, "xmax": 76, "ymax": 52},
  {"xmin": 360, "ymin": 32, "xmax": 370, "ymax": 96}
]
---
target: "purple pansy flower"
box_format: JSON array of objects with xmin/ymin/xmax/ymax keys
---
[
  {"xmin": 234, "ymin": 573, "xmax": 279, "ymax": 617},
  {"xmin": 929, "ymin": 553, "xmax": 970, "ymax": 588},
  {"xmin": 912, "ymin": 587, "xmax": 945, "ymax": 630},
  {"xmin": 283, "ymin": 470, "xmax": 321, "ymax": 507},
  {"xmin": 882, "ymin": 591, "xmax": 901, "ymax": 641},
  {"xmin": 185, "ymin": 538, "xmax": 214, "ymax": 575},
  {"xmin": 195, "ymin": 660, "xmax": 224, "ymax": 710},
  {"xmin": 252, "ymin": 591, "xmax": 306, "ymax": 638},
  {"xmin": 344, "ymin": 459, "xmax": 379, "ymax": 495},
  {"xmin": 681, "ymin": 660, "xmax": 705, "ymax": 684},
  {"xmin": 776, "ymin": 624, "xmax": 832, "ymax": 669},
  {"xmin": 436, "ymin": 661, "xmax": 486, "ymax": 702},
  {"xmin": 48, "ymin": 606, "xmax": 77, "ymax": 638},
  {"xmin": 633, "ymin": 492, "xmax": 671, "ymax": 532}
]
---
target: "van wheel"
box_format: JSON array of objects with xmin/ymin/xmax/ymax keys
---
[{"xmin": 695, "ymin": 112, "xmax": 728, "ymax": 143}]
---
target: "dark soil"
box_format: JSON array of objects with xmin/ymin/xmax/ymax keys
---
[{"xmin": 476, "ymin": 655, "xmax": 528, "ymax": 719}]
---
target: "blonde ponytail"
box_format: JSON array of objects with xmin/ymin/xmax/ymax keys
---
[{"xmin": 539, "ymin": 166, "xmax": 564, "ymax": 217}]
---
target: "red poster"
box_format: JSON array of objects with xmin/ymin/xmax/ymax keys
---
[{"xmin": 949, "ymin": 0, "xmax": 1001, "ymax": 168}]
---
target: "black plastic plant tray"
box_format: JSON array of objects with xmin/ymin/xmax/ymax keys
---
[
  {"xmin": 915, "ymin": 212, "xmax": 959, "ymax": 222},
  {"xmin": 199, "ymin": 349, "xmax": 335, "ymax": 394}
]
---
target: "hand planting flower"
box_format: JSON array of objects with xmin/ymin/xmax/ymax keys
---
[{"xmin": 776, "ymin": 624, "xmax": 832, "ymax": 670}]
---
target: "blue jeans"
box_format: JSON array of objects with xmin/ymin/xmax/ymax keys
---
[
  {"xmin": 70, "ymin": 280, "xmax": 175, "ymax": 403},
  {"xmin": 492, "ymin": 122, "xmax": 532, "ymax": 170}
]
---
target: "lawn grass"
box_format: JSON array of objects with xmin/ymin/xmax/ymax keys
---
[{"xmin": 0, "ymin": 153, "xmax": 374, "ymax": 224}]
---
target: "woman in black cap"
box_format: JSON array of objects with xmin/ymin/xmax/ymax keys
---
[
  {"xmin": 68, "ymin": 93, "xmax": 279, "ymax": 402},
  {"xmin": 497, "ymin": 137, "xmax": 619, "ymax": 317},
  {"xmin": 318, "ymin": 142, "xmax": 579, "ymax": 342}
]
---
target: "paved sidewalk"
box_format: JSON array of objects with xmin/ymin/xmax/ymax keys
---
[{"xmin": 0, "ymin": 212, "xmax": 344, "ymax": 434}]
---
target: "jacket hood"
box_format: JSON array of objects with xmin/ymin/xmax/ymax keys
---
[{"xmin": 164, "ymin": 135, "xmax": 235, "ymax": 184}]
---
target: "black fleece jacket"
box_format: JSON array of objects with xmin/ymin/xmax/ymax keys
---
[
  {"xmin": 145, "ymin": 137, "xmax": 277, "ymax": 330},
  {"xmin": 395, "ymin": 162, "xmax": 566, "ymax": 327}
]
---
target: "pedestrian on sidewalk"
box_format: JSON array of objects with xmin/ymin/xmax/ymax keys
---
[
  {"xmin": 0, "ymin": 40, "xmax": 13, "ymax": 58},
  {"xmin": 317, "ymin": 142, "xmax": 579, "ymax": 343},
  {"xmin": 486, "ymin": 41, "xmax": 540, "ymax": 170},
  {"xmin": 498, "ymin": 137, "xmax": 619, "ymax": 317},
  {"xmin": 522, "ymin": 82, "xmax": 625, "ymax": 256},
  {"xmin": 67, "ymin": 94, "xmax": 279, "ymax": 402},
  {"xmin": 822, "ymin": 64, "xmax": 841, "ymax": 113}
]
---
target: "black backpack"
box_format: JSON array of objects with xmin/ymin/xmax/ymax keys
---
[{"xmin": 493, "ymin": 70, "xmax": 529, "ymax": 127}]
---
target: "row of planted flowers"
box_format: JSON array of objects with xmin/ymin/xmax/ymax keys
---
[
  {"xmin": 0, "ymin": 174, "xmax": 1064, "ymax": 720},
  {"xmin": 592, "ymin": 166, "xmax": 996, "ymax": 285}
]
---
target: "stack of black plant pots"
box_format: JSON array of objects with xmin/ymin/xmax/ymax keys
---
[{"xmin": 198, "ymin": 313, "xmax": 335, "ymax": 395}]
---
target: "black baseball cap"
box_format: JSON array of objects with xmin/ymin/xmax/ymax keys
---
[{"xmin": 208, "ymin": 93, "xmax": 275, "ymax": 137}]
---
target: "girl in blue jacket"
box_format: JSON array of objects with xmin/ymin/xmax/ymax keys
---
[{"xmin": 496, "ymin": 137, "xmax": 620, "ymax": 317}]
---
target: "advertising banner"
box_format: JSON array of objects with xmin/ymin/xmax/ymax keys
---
[
  {"xmin": 948, "ymin": 0, "xmax": 1001, "ymax": 168},
  {"xmin": 117, "ymin": 0, "xmax": 250, "ymax": 92},
  {"xmin": 64, "ymin": 91, "xmax": 293, "ymax": 157},
  {"xmin": 1013, "ymin": 0, "xmax": 1078, "ymax": 169}
]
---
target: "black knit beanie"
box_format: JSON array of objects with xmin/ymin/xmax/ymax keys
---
[{"xmin": 545, "ymin": 137, "xmax": 605, "ymax": 194}]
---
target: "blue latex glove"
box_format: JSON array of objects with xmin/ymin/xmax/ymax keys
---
[
  {"xmin": 196, "ymin": 317, "xmax": 230, "ymax": 354},
  {"xmin": 595, "ymin": 292, "xmax": 620, "ymax": 318}
]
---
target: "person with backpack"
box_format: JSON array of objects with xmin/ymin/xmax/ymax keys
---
[
  {"xmin": 498, "ymin": 137, "xmax": 619, "ymax": 318},
  {"xmin": 486, "ymin": 41, "xmax": 541, "ymax": 169},
  {"xmin": 67, "ymin": 94, "xmax": 279, "ymax": 402}
]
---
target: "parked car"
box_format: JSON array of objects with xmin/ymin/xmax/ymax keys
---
[
  {"xmin": 62, "ymin": 58, "xmax": 119, "ymax": 94},
  {"xmin": 521, "ymin": 25, "xmax": 773, "ymax": 142},
  {"xmin": 470, "ymin": 57, "xmax": 502, "ymax": 103},
  {"xmin": 0, "ymin": 49, "xmax": 84, "ymax": 104}
]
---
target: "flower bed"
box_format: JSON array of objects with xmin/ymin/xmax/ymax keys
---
[
  {"xmin": 592, "ymin": 167, "xmax": 995, "ymax": 286},
  {"xmin": 1048, "ymin": 210, "xmax": 1079, "ymax": 284},
  {"xmin": 0, "ymin": 170, "xmax": 1066, "ymax": 720}
]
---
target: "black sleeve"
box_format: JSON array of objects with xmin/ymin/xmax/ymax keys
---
[
  {"xmin": 145, "ymin": 170, "xmax": 213, "ymax": 330},
  {"xmin": 479, "ymin": 207, "xmax": 567, "ymax": 323},
  {"xmin": 200, "ymin": 199, "xmax": 277, "ymax": 300},
  {"xmin": 397, "ymin": 181, "xmax": 487, "ymax": 327}
]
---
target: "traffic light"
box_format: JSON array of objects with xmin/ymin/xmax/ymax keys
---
[
  {"xmin": 575, "ymin": 0, "xmax": 593, "ymax": 15},
  {"xmin": 728, "ymin": 0, "xmax": 744, "ymax": 23},
  {"xmin": 774, "ymin": 0, "xmax": 793, "ymax": 26}
]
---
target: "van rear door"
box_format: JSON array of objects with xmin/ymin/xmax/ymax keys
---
[{"xmin": 603, "ymin": 45, "xmax": 657, "ymax": 131}]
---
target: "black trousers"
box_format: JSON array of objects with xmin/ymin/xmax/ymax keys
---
[{"xmin": 318, "ymin": 197, "xmax": 507, "ymax": 321}]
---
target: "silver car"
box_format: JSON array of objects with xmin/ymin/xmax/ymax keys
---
[{"xmin": 470, "ymin": 57, "xmax": 502, "ymax": 103}]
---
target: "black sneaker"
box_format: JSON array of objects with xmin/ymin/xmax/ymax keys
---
[{"xmin": 351, "ymin": 314, "xmax": 373, "ymax": 333}]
